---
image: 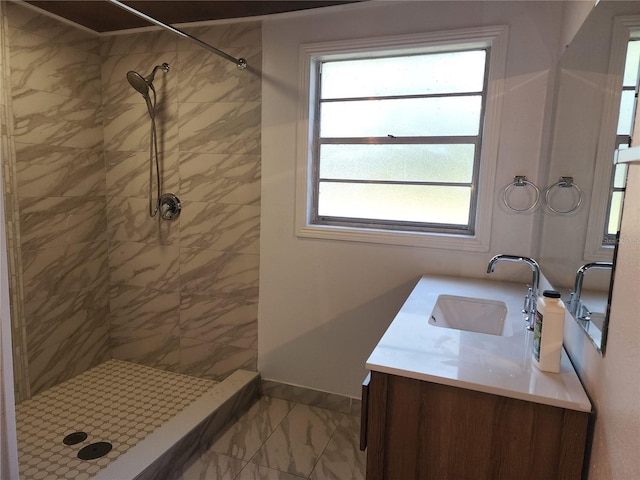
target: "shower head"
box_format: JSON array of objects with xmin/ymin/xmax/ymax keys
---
[
  {"xmin": 126, "ymin": 70, "xmax": 150, "ymax": 97},
  {"xmin": 126, "ymin": 63, "xmax": 170, "ymax": 98}
]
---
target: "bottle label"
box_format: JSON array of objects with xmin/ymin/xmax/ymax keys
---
[{"xmin": 533, "ymin": 310, "xmax": 543, "ymax": 362}]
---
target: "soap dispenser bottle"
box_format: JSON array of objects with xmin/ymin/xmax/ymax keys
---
[{"xmin": 532, "ymin": 290, "xmax": 565, "ymax": 373}]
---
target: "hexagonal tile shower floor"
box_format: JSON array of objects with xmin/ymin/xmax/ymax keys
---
[{"xmin": 16, "ymin": 359, "xmax": 219, "ymax": 480}]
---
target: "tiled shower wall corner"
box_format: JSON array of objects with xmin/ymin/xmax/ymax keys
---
[
  {"xmin": 0, "ymin": 0, "xmax": 30, "ymax": 402},
  {"xmin": 5, "ymin": 1, "xmax": 109, "ymax": 399},
  {"xmin": 3, "ymin": 2, "xmax": 261, "ymax": 399}
]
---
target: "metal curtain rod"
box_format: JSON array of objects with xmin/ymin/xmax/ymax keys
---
[{"xmin": 108, "ymin": 0, "xmax": 247, "ymax": 70}]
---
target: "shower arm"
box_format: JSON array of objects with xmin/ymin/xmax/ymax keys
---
[{"xmin": 107, "ymin": 0, "xmax": 247, "ymax": 70}]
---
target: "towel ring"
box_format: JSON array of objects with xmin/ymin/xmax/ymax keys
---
[
  {"xmin": 502, "ymin": 176, "xmax": 540, "ymax": 213},
  {"xmin": 544, "ymin": 177, "xmax": 582, "ymax": 214}
]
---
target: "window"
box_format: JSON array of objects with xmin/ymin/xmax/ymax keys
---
[
  {"xmin": 585, "ymin": 19, "xmax": 640, "ymax": 259},
  {"xmin": 296, "ymin": 27, "xmax": 508, "ymax": 250},
  {"xmin": 314, "ymin": 50, "xmax": 488, "ymax": 235},
  {"xmin": 604, "ymin": 39, "xmax": 640, "ymax": 245}
]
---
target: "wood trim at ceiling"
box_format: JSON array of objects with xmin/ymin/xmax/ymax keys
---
[{"xmin": 23, "ymin": 1, "xmax": 359, "ymax": 33}]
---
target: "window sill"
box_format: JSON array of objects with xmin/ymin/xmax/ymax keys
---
[{"xmin": 296, "ymin": 223, "xmax": 490, "ymax": 251}]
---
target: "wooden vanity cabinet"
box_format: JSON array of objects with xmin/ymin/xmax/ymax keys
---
[{"xmin": 363, "ymin": 371, "xmax": 590, "ymax": 480}]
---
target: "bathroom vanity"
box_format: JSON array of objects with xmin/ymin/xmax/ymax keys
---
[{"xmin": 361, "ymin": 276, "xmax": 592, "ymax": 480}]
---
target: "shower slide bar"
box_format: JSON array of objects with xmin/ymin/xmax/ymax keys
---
[{"xmin": 107, "ymin": 0, "xmax": 248, "ymax": 70}]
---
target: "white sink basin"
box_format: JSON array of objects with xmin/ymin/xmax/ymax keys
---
[{"xmin": 429, "ymin": 294, "xmax": 512, "ymax": 336}]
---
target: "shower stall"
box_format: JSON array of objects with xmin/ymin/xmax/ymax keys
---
[{"xmin": 0, "ymin": 1, "xmax": 262, "ymax": 477}]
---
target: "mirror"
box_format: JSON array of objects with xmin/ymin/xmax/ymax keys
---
[{"xmin": 539, "ymin": 1, "xmax": 640, "ymax": 353}]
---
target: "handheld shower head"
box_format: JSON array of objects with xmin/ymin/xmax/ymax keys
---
[
  {"xmin": 126, "ymin": 70, "xmax": 150, "ymax": 97},
  {"xmin": 126, "ymin": 63, "xmax": 170, "ymax": 98}
]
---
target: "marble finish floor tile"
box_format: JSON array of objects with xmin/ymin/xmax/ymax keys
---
[
  {"xmin": 210, "ymin": 396, "xmax": 294, "ymax": 461},
  {"xmin": 174, "ymin": 398, "xmax": 363, "ymax": 480},
  {"xmin": 177, "ymin": 451, "xmax": 246, "ymax": 480},
  {"xmin": 309, "ymin": 414, "xmax": 366, "ymax": 480}
]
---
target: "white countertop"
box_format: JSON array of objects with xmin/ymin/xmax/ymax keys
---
[{"xmin": 366, "ymin": 275, "xmax": 592, "ymax": 413}]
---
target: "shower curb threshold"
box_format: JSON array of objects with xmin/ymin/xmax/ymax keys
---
[{"xmin": 91, "ymin": 369, "xmax": 260, "ymax": 480}]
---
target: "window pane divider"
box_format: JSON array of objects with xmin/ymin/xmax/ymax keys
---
[
  {"xmin": 320, "ymin": 91, "xmax": 483, "ymax": 103},
  {"xmin": 319, "ymin": 178, "xmax": 471, "ymax": 187},
  {"xmin": 319, "ymin": 136, "xmax": 479, "ymax": 145},
  {"xmin": 317, "ymin": 216, "xmax": 470, "ymax": 234}
]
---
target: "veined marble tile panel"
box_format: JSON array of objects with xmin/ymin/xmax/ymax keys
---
[
  {"xmin": 177, "ymin": 451, "xmax": 247, "ymax": 480},
  {"xmin": 28, "ymin": 320, "xmax": 110, "ymax": 395},
  {"xmin": 180, "ymin": 247, "xmax": 259, "ymax": 299},
  {"xmin": 179, "ymin": 22, "xmax": 262, "ymax": 50},
  {"xmin": 236, "ymin": 463, "xmax": 307, "ymax": 480},
  {"xmin": 309, "ymin": 414, "xmax": 366, "ymax": 480},
  {"xmin": 178, "ymin": 101, "xmax": 260, "ymax": 155},
  {"xmin": 18, "ymin": 195, "xmax": 106, "ymax": 250},
  {"xmin": 106, "ymin": 149, "xmax": 179, "ymax": 198},
  {"xmin": 25, "ymin": 282, "xmax": 109, "ymax": 353},
  {"xmin": 180, "ymin": 293, "xmax": 257, "ymax": 349},
  {"xmin": 180, "ymin": 201, "xmax": 259, "ymax": 253},
  {"xmin": 9, "ymin": 26, "xmax": 101, "ymax": 103},
  {"xmin": 260, "ymin": 381, "xmax": 353, "ymax": 415},
  {"xmin": 104, "ymin": 101, "xmax": 178, "ymax": 153},
  {"xmin": 180, "ymin": 337, "xmax": 257, "ymax": 381},
  {"xmin": 179, "ymin": 152, "xmax": 260, "ymax": 205},
  {"xmin": 106, "ymin": 150, "xmax": 150, "ymax": 197},
  {"xmin": 15, "ymin": 143, "xmax": 104, "ymax": 197},
  {"xmin": 111, "ymin": 318, "xmax": 180, "ymax": 374},
  {"xmin": 111, "ymin": 331, "xmax": 180, "ymax": 373},
  {"xmin": 110, "ymin": 284, "xmax": 180, "ymax": 330},
  {"xmin": 100, "ymin": 29, "xmax": 177, "ymax": 57},
  {"xmin": 109, "ymin": 240, "xmax": 180, "ymax": 292},
  {"xmin": 210, "ymin": 396, "xmax": 294, "ymax": 462},
  {"xmin": 177, "ymin": 47, "xmax": 261, "ymax": 103},
  {"xmin": 107, "ymin": 196, "xmax": 179, "ymax": 245},
  {"xmin": 6, "ymin": 2, "xmax": 100, "ymax": 54},
  {"xmin": 12, "ymin": 88, "xmax": 102, "ymax": 149},
  {"xmin": 101, "ymin": 51, "xmax": 177, "ymax": 105},
  {"xmin": 251, "ymin": 403, "xmax": 343, "ymax": 478},
  {"xmin": 21, "ymin": 240, "xmax": 108, "ymax": 302}
]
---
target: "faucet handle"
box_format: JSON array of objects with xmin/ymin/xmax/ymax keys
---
[{"xmin": 522, "ymin": 286, "xmax": 533, "ymax": 314}]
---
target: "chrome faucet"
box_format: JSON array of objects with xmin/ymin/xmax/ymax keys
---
[
  {"xmin": 486, "ymin": 254, "xmax": 540, "ymax": 330},
  {"xmin": 569, "ymin": 262, "xmax": 613, "ymax": 318}
]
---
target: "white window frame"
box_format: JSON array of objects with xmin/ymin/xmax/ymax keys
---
[
  {"xmin": 294, "ymin": 26, "xmax": 508, "ymax": 251},
  {"xmin": 584, "ymin": 16, "xmax": 640, "ymax": 260}
]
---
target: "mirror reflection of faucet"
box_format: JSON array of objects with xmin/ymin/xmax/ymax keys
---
[
  {"xmin": 568, "ymin": 262, "xmax": 613, "ymax": 319},
  {"xmin": 487, "ymin": 254, "xmax": 540, "ymax": 330}
]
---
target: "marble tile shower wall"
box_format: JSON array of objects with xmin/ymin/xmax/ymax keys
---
[
  {"xmin": 4, "ymin": 1, "xmax": 261, "ymax": 398},
  {"xmin": 6, "ymin": 2, "xmax": 109, "ymax": 397},
  {"xmin": 102, "ymin": 23, "xmax": 261, "ymax": 379}
]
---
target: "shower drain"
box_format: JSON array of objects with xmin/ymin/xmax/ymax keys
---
[
  {"xmin": 62, "ymin": 431, "xmax": 87, "ymax": 445},
  {"xmin": 78, "ymin": 442, "xmax": 113, "ymax": 460}
]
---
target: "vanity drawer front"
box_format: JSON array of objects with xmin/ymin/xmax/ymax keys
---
[{"xmin": 365, "ymin": 372, "xmax": 590, "ymax": 480}]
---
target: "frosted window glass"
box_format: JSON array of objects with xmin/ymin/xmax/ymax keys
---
[
  {"xmin": 622, "ymin": 40, "xmax": 640, "ymax": 87},
  {"xmin": 321, "ymin": 50, "xmax": 486, "ymax": 99},
  {"xmin": 319, "ymin": 144, "xmax": 475, "ymax": 182},
  {"xmin": 320, "ymin": 97, "xmax": 481, "ymax": 137},
  {"xmin": 318, "ymin": 183, "xmax": 471, "ymax": 225},
  {"xmin": 616, "ymin": 90, "xmax": 635, "ymax": 135},
  {"xmin": 607, "ymin": 191, "xmax": 624, "ymax": 235},
  {"xmin": 613, "ymin": 163, "xmax": 628, "ymax": 189}
]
